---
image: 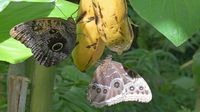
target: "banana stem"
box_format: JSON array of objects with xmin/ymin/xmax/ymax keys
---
[{"xmin": 30, "ymin": 63, "xmax": 55, "ymax": 112}]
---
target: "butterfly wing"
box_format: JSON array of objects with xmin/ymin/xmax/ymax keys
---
[
  {"xmin": 10, "ymin": 17, "xmax": 76, "ymax": 67},
  {"xmin": 87, "ymin": 58, "xmax": 126, "ymax": 107},
  {"xmin": 122, "ymin": 69, "xmax": 152, "ymax": 103},
  {"xmin": 87, "ymin": 58, "xmax": 152, "ymax": 108}
]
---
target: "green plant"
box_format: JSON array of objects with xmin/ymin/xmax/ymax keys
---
[{"xmin": 1, "ymin": 0, "xmax": 200, "ymax": 112}]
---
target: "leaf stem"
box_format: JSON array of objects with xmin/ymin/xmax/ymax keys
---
[{"xmin": 30, "ymin": 64, "xmax": 55, "ymax": 112}]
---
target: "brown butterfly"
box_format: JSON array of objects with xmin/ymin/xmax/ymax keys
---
[
  {"xmin": 10, "ymin": 17, "xmax": 76, "ymax": 67},
  {"xmin": 87, "ymin": 57, "xmax": 152, "ymax": 108}
]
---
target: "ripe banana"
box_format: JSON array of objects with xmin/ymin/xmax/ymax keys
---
[
  {"xmin": 72, "ymin": 0, "xmax": 105, "ymax": 71},
  {"xmin": 92, "ymin": 0, "xmax": 134, "ymax": 54}
]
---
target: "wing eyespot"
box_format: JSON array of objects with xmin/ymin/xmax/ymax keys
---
[
  {"xmin": 96, "ymin": 88, "xmax": 101, "ymax": 93},
  {"xmin": 51, "ymin": 42, "xmax": 64, "ymax": 52},
  {"xmin": 129, "ymin": 86, "xmax": 134, "ymax": 91},
  {"xmin": 92, "ymin": 85, "xmax": 96, "ymax": 90},
  {"xmin": 103, "ymin": 89, "xmax": 107, "ymax": 94},
  {"xmin": 139, "ymin": 86, "xmax": 144, "ymax": 90},
  {"xmin": 114, "ymin": 81, "xmax": 120, "ymax": 88}
]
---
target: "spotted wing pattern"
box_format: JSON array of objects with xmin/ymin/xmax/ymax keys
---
[
  {"xmin": 10, "ymin": 17, "xmax": 76, "ymax": 67},
  {"xmin": 87, "ymin": 57, "xmax": 152, "ymax": 108}
]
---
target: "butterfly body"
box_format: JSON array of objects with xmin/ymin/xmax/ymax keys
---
[
  {"xmin": 10, "ymin": 17, "xmax": 76, "ymax": 67},
  {"xmin": 87, "ymin": 57, "xmax": 152, "ymax": 108}
]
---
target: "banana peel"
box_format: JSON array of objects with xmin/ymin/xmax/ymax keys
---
[
  {"xmin": 72, "ymin": 0, "xmax": 105, "ymax": 71},
  {"xmin": 92, "ymin": 0, "xmax": 134, "ymax": 54}
]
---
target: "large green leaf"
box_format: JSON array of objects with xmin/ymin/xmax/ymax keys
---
[
  {"xmin": 129, "ymin": 0, "xmax": 200, "ymax": 46},
  {"xmin": 0, "ymin": 38, "xmax": 32, "ymax": 63},
  {"xmin": 0, "ymin": 0, "xmax": 10, "ymax": 12},
  {"xmin": 192, "ymin": 50, "xmax": 200, "ymax": 86},
  {"xmin": 0, "ymin": 0, "xmax": 78, "ymax": 64}
]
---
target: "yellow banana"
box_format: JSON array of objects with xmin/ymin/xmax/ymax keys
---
[
  {"xmin": 92, "ymin": 0, "xmax": 134, "ymax": 54},
  {"xmin": 72, "ymin": 0, "xmax": 105, "ymax": 71}
]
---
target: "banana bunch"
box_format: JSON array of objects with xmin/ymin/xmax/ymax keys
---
[
  {"xmin": 72, "ymin": 0, "xmax": 105, "ymax": 71},
  {"xmin": 92, "ymin": 0, "xmax": 134, "ymax": 54},
  {"xmin": 73, "ymin": 0, "xmax": 134, "ymax": 71}
]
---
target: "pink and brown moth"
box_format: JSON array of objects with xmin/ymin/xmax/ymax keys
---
[{"xmin": 87, "ymin": 57, "xmax": 152, "ymax": 108}]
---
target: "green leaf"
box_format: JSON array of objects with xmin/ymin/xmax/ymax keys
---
[
  {"xmin": 172, "ymin": 77, "xmax": 194, "ymax": 89},
  {"xmin": 61, "ymin": 65, "xmax": 91, "ymax": 82},
  {"xmin": 129, "ymin": 0, "xmax": 200, "ymax": 46},
  {"xmin": 61, "ymin": 87, "xmax": 97, "ymax": 112},
  {"xmin": 0, "ymin": 0, "xmax": 10, "ymax": 12},
  {"xmin": 0, "ymin": 0, "xmax": 78, "ymax": 64},
  {"xmin": 192, "ymin": 50, "xmax": 200, "ymax": 86},
  {"xmin": 0, "ymin": 38, "xmax": 31, "ymax": 63}
]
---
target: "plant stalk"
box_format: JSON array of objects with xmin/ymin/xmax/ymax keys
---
[{"xmin": 30, "ymin": 63, "xmax": 55, "ymax": 112}]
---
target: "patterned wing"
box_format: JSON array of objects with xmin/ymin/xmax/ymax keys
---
[
  {"xmin": 10, "ymin": 17, "xmax": 76, "ymax": 67},
  {"xmin": 87, "ymin": 58, "xmax": 126, "ymax": 107},
  {"xmin": 87, "ymin": 57, "xmax": 152, "ymax": 108},
  {"xmin": 122, "ymin": 68, "xmax": 152, "ymax": 103}
]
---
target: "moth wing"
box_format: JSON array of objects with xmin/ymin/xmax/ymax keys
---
[
  {"xmin": 10, "ymin": 18, "xmax": 76, "ymax": 67},
  {"xmin": 123, "ymin": 73, "xmax": 152, "ymax": 103},
  {"xmin": 87, "ymin": 58, "xmax": 125, "ymax": 107}
]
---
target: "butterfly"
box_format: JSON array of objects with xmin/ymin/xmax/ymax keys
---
[
  {"xmin": 87, "ymin": 57, "xmax": 152, "ymax": 108},
  {"xmin": 10, "ymin": 17, "xmax": 76, "ymax": 67}
]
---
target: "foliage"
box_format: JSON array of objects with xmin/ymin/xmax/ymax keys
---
[
  {"xmin": 129, "ymin": 0, "xmax": 200, "ymax": 46},
  {"xmin": 1, "ymin": 0, "xmax": 200, "ymax": 112},
  {"xmin": 0, "ymin": 0, "xmax": 77, "ymax": 64},
  {"xmin": 50, "ymin": 47, "xmax": 196, "ymax": 112},
  {"xmin": 193, "ymin": 50, "xmax": 200, "ymax": 85},
  {"xmin": 0, "ymin": 62, "xmax": 8, "ymax": 111}
]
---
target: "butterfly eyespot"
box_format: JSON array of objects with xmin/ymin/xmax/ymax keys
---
[
  {"xmin": 96, "ymin": 88, "xmax": 101, "ymax": 93},
  {"xmin": 139, "ymin": 86, "xmax": 144, "ymax": 90},
  {"xmin": 51, "ymin": 42, "xmax": 63, "ymax": 52},
  {"xmin": 103, "ymin": 89, "xmax": 107, "ymax": 94},
  {"xmin": 129, "ymin": 86, "xmax": 134, "ymax": 91},
  {"xmin": 49, "ymin": 29, "xmax": 58, "ymax": 34},
  {"xmin": 92, "ymin": 85, "xmax": 96, "ymax": 90},
  {"xmin": 114, "ymin": 82, "xmax": 120, "ymax": 88}
]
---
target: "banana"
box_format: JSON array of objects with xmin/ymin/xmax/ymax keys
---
[
  {"xmin": 72, "ymin": 0, "xmax": 105, "ymax": 72},
  {"xmin": 92, "ymin": 0, "xmax": 134, "ymax": 54}
]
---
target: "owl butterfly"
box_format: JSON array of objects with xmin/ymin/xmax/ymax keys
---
[
  {"xmin": 10, "ymin": 17, "xmax": 76, "ymax": 67},
  {"xmin": 87, "ymin": 57, "xmax": 152, "ymax": 108}
]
